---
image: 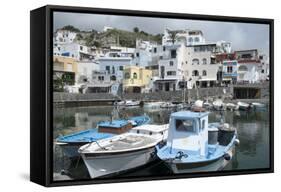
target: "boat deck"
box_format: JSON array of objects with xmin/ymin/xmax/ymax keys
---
[{"xmin": 94, "ymin": 134, "xmax": 157, "ymax": 152}]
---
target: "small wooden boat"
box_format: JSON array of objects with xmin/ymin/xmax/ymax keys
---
[
  {"xmin": 156, "ymin": 111, "xmax": 239, "ymax": 174},
  {"xmin": 56, "ymin": 116, "xmax": 150, "ymax": 157}
]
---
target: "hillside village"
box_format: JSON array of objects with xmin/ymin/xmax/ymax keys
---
[{"xmin": 53, "ymin": 25, "xmax": 270, "ymax": 97}]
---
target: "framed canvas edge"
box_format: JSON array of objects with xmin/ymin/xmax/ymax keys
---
[{"xmin": 31, "ymin": 4, "xmax": 274, "ymax": 187}]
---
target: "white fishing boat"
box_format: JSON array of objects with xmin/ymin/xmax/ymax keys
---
[
  {"xmin": 252, "ymin": 102, "xmax": 266, "ymax": 109},
  {"xmin": 117, "ymin": 100, "xmax": 140, "ymax": 107},
  {"xmin": 160, "ymin": 102, "xmax": 177, "ymax": 109},
  {"xmin": 226, "ymin": 103, "xmax": 239, "ymax": 111},
  {"xmin": 79, "ymin": 124, "xmax": 168, "ymax": 178},
  {"xmin": 213, "ymin": 99, "xmax": 226, "ymax": 111},
  {"xmin": 157, "ymin": 111, "xmax": 239, "ymax": 174},
  {"xmin": 237, "ymin": 101, "xmax": 250, "ymax": 110},
  {"xmin": 143, "ymin": 101, "xmax": 165, "ymax": 110}
]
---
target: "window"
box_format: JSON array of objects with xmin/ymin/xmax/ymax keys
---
[
  {"xmin": 105, "ymin": 66, "xmax": 110, "ymax": 73},
  {"xmin": 171, "ymin": 50, "xmax": 177, "ymax": 58},
  {"xmin": 80, "ymin": 46, "xmax": 83, "ymax": 51},
  {"xmin": 169, "ymin": 61, "xmax": 174, "ymax": 66},
  {"xmin": 176, "ymin": 119, "xmax": 196, "ymax": 133},
  {"xmin": 188, "ymin": 37, "xmax": 193, "ymax": 43},
  {"xmin": 98, "ymin": 76, "xmax": 104, "ymax": 81},
  {"xmin": 227, "ymin": 66, "xmax": 233, "ymax": 73},
  {"xmin": 261, "ymin": 69, "xmax": 265, "ymax": 73},
  {"xmin": 192, "ymin": 70, "xmax": 199, "ymax": 76},
  {"xmin": 202, "ymin": 58, "xmax": 207, "ymax": 65},
  {"xmin": 160, "ymin": 56, "xmax": 163, "ymax": 59},
  {"xmin": 201, "ymin": 120, "xmax": 206, "ymax": 131},
  {"xmin": 202, "ymin": 70, "xmax": 207, "ymax": 76},
  {"xmin": 110, "ymin": 75, "xmax": 116, "ymax": 81},
  {"xmin": 136, "ymin": 52, "xmax": 139, "ymax": 57},
  {"xmin": 125, "ymin": 72, "xmax": 130, "ymax": 79},
  {"xmin": 154, "ymin": 47, "xmax": 157, "ymax": 53},
  {"xmin": 163, "ymin": 46, "xmax": 166, "ymax": 51},
  {"xmin": 167, "ymin": 71, "xmax": 176, "ymax": 76},
  {"xmin": 195, "ymin": 37, "xmax": 200, "ymax": 42},
  {"xmin": 119, "ymin": 66, "xmax": 124, "ymax": 71},
  {"xmin": 192, "ymin": 58, "xmax": 199, "ymax": 65},
  {"xmin": 112, "ymin": 66, "xmax": 115, "ymax": 74},
  {"xmin": 238, "ymin": 65, "xmax": 247, "ymax": 72},
  {"xmin": 133, "ymin": 72, "xmax": 138, "ymax": 79}
]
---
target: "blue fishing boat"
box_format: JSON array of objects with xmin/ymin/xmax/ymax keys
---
[
  {"xmin": 56, "ymin": 116, "xmax": 150, "ymax": 157},
  {"xmin": 156, "ymin": 111, "xmax": 239, "ymax": 173}
]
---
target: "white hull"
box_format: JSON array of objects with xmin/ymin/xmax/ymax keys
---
[
  {"xmin": 237, "ymin": 102, "xmax": 250, "ymax": 110},
  {"xmin": 213, "ymin": 100, "xmax": 226, "ymax": 111},
  {"xmin": 81, "ymin": 147, "xmax": 155, "ymax": 178},
  {"xmin": 167, "ymin": 146, "xmax": 235, "ymax": 174}
]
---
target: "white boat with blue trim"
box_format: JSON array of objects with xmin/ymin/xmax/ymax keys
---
[{"xmin": 156, "ymin": 111, "xmax": 239, "ymax": 174}]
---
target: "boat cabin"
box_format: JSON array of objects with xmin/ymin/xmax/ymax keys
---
[
  {"xmin": 167, "ymin": 111, "xmax": 209, "ymax": 157},
  {"xmin": 98, "ymin": 120, "xmax": 133, "ymax": 134}
]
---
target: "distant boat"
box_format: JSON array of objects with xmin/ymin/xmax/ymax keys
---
[
  {"xmin": 252, "ymin": 102, "xmax": 266, "ymax": 110},
  {"xmin": 55, "ymin": 116, "xmax": 150, "ymax": 158},
  {"xmin": 237, "ymin": 102, "xmax": 250, "ymax": 111},
  {"xmin": 156, "ymin": 111, "xmax": 239, "ymax": 174},
  {"xmin": 160, "ymin": 102, "xmax": 177, "ymax": 109},
  {"xmin": 226, "ymin": 103, "xmax": 239, "ymax": 111},
  {"xmin": 143, "ymin": 101, "xmax": 165, "ymax": 110},
  {"xmin": 213, "ymin": 99, "xmax": 226, "ymax": 111},
  {"xmin": 79, "ymin": 124, "xmax": 168, "ymax": 178},
  {"xmin": 117, "ymin": 100, "xmax": 140, "ymax": 107}
]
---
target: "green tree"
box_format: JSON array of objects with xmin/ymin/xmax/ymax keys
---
[
  {"xmin": 133, "ymin": 27, "xmax": 139, "ymax": 33},
  {"xmin": 61, "ymin": 25, "xmax": 80, "ymax": 32}
]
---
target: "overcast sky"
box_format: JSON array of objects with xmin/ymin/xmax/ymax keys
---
[{"xmin": 54, "ymin": 12, "xmax": 270, "ymax": 54}]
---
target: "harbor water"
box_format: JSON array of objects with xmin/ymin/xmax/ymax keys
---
[{"xmin": 53, "ymin": 106, "xmax": 270, "ymax": 180}]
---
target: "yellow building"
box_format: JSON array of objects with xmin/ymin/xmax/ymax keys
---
[
  {"xmin": 53, "ymin": 56, "xmax": 78, "ymax": 90},
  {"xmin": 123, "ymin": 66, "xmax": 152, "ymax": 93},
  {"xmin": 53, "ymin": 56, "xmax": 78, "ymax": 73}
]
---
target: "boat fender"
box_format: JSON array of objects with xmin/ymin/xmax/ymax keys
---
[
  {"xmin": 223, "ymin": 153, "xmax": 231, "ymax": 161},
  {"xmin": 234, "ymin": 139, "xmax": 240, "ymax": 146}
]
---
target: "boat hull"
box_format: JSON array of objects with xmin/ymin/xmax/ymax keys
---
[
  {"xmin": 81, "ymin": 147, "xmax": 156, "ymax": 178},
  {"xmin": 164, "ymin": 145, "xmax": 235, "ymax": 174}
]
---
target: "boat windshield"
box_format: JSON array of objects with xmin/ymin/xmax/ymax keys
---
[{"xmin": 175, "ymin": 119, "xmax": 196, "ymax": 133}]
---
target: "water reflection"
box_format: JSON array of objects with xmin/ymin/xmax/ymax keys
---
[{"xmin": 53, "ymin": 106, "xmax": 270, "ymax": 179}]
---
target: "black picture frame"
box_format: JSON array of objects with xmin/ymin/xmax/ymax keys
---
[{"xmin": 30, "ymin": 5, "xmax": 274, "ymax": 187}]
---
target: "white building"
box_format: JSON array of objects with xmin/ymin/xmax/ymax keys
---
[
  {"xmin": 236, "ymin": 50, "xmax": 264, "ymax": 83},
  {"xmin": 154, "ymin": 44, "xmax": 185, "ymax": 91},
  {"xmin": 53, "ymin": 42, "xmax": 95, "ymax": 61},
  {"xmin": 97, "ymin": 51, "xmax": 134, "ymax": 82},
  {"xmin": 76, "ymin": 61, "xmax": 100, "ymax": 84},
  {"xmin": 182, "ymin": 43, "xmax": 220, "ymax": 88},
  {"xmin": 54, "ymin": 30, "xmax": 77, "ymax": 43},
  {"xmin": 162, "ymin": 28, "xmax": 206, "ymax": 46}
]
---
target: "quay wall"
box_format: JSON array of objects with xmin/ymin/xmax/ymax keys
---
[{"xmin": 53, "ymin": 83, "xmax": 269, "ymax": 107}]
